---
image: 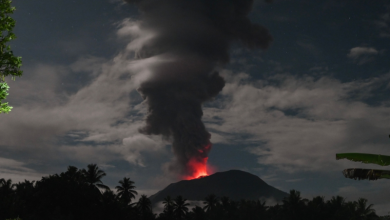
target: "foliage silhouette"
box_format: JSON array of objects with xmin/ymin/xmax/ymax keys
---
[
  {"xmin": 282, "ymin": 189, "xmax": 308, "ymax": 220},
  {"xmin": 136, "ymin": 194, "xmax": 154, "ymax": 220},
  {"xmin": 203, "ymin": 194, "xmax": 219, "ymax": 212},
  {"xmin": 0, "ymin": 178, "xmax": 16, "ymax": 218},
  {"xmin": 161, "ymin": 195, "xmax": 174, "ymax": 219},
  {"xmin": 115, "ymin": 177, "xmax": 138, "ymax": 205},
  {"xmin": 173, "ymin": 195, "xmax": 190, "ymax": 220},
  {"xmin": 188, "ymin": 206, "xmax": 206, "ymax": 220},
  {"xmin": 0, "ymin": 165, "xmax": 387, "ymax": 220},
  {"xmin": 81, "ymin": 164, "xmax": 110, "ymax": 191},
  {"xmin": 0, "ymin": 0, "xmax": 23, "ymax": 114}
]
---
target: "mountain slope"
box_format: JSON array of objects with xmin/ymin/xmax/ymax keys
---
[{"xmin": 149, "ymin": 170, "xmax": 289, "ymax": 204}]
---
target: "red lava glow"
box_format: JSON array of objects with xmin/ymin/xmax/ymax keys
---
[{"xmin": 184, "ymin": 157, "xmax": 209, "ymax": 180}]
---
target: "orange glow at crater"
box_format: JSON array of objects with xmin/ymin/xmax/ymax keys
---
[{"xmin": 184, "ymin": 157, "xmax": 209, "ymax": 180}]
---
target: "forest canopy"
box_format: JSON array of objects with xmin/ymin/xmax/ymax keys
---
[{"xmin": 0, "ymin": 164, "xmax": 386, "ymax": 220}]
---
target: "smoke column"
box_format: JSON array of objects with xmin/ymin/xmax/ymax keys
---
[{"xmin": 123, "ymin": 0, "xmax": 273, "ymax": 179}]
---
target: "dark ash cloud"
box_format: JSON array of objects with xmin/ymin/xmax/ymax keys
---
[{"xmin": 123, "ymin": 0, "xmax": 273, "ymax": 178}]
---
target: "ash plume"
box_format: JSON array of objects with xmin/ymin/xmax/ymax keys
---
[{"xmin": 123, "ymin": 0, "xmax": 273, "ymax": 178}]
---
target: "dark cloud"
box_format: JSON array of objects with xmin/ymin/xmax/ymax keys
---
[
  {"xmin": 124, "ymin": 0, "xmax": 273, "ymax": 178},
  {"xmin": 125, "ymin": 0, "xmax": 272, "ymax": 63}
]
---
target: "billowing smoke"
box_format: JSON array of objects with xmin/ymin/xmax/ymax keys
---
[{"xmin": 123, "ymin": 0, "xmax": 273, "ymax": 179}]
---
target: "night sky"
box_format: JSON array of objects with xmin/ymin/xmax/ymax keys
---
[{"xmin": 2, "ymin": 0, "xmax": 390, "ymax": 214}]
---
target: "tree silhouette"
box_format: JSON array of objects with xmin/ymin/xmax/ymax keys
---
[
  {"xmin": 1, "ymin": 165, "xmax": 386, "ymax": 220},
  {"xmin": 0, "ymin": 178, "xmax": 16, "ymax": 219},
  {"xmin": 218, "ymin": 198, "xmax": 240, "ymax": 220},
  {"xmin": 0, "ymin": 178, "xmax": 15, "ymax": 194},
  {"xmin": 100, "ymin": 189, "xmax": 126, "ymax": 220},
  {"xmin": 136, "ymin": 194, "xmax": 154, "ymax": 220},
  {"xmin": 62, "ymin": 166, "xmax": 84, "ymax": 183},
  {"xmin": 328, "ymin": 195, "xmax": 345, "ymax": 209},
  {"xmin": 102, "ymin": 189, "xmax": 117, "ymax": 205},
  {"xmin": 282, "ymin": 190, "xmax": 308, "ymax": 220},
  {"xmin": 162, "ymin": 195, "xmax": 174, "ymax": 219},
  {"xmin": 220, "ymin": 196, "xmax": 230, "ymax": 209},
  {"xmin": 355, "ymin": 198, "xmax": 378, "ymax": 219},
  {"xmin": 27, "ymin": 171, "xmax": 103, "ymax": 219},
  {"xmin": 307, "ymin": 196, "xmax": 326, "ymax": 220},
  {"xmin": 266, "ymin": 203, "xmax": 283, "ymax": 220},
  {"xmin": 283, "ymin": 189, "xmax": 307, "ymax": 207},
  {"xmin": 327, "ymin": 195, "xmax": 346, "ymax": 219},
  {"xmin": 115, "ymin": 177, "xmax": 138, "ymax": 205},
  {"xmin": 13, "ymin": 180, "xmax": 35, "ymax": 218},
  {"xmin": 81, "ymin": 164, "xmax": 110, "ymax": 191},
  {"xmin": 173, "ymin": 195, "xmax": 190, "ymax": 220},
  {"xmin": 254, "ymin": 200, "xmax": 267, "ymax": 217},
  {"xmin": 189, "ymin": 206, "xmax": 206, "ymax": 220},
  {"xmin": 203, "ymin": 194, "xmax": 219, "ymax": 212}
]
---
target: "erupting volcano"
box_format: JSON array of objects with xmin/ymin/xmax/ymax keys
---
[
  {"xmin": 183, "ymin": 143, "xmax": 212, "ymax": 180},
  {"xmin": 123, "ymin": 0, "xmax": 273, "ymax": 179},
  {"xmin": 185, "ymin": 156, "xmax": 209, "ymax": 180},
  {"xmin": 149, "ymin": 170, "xmax": 290, "ymax": 205}
]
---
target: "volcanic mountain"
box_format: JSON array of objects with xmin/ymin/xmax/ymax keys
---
[{"xmin": 149, "ymin": 170, "xmax": 289, "ymax": 205}]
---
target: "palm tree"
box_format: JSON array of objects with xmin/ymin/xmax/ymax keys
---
[
  {"xmin": 309, "ymin": 196, "xmax": 325, "ymax": 207},
  {"xmin": 203, "ymin": 194, "xmax": 219, "ymax": 212},
  {"xmin": 326, "ymin": 195, "xmax": 347, "ymax": 219},
  {"xmin": 115, "ymin": 177, "xmax": 138, "ymax": 205},
  {"xmin": 0, "ymin": 178, "xmax": 16, "ymax": 219},
  {"xmin": 307, "ymin": 196, "xmax": 326, "ymax": 219},
  {"xmin": 102, "ymin": 189, "xmax": 117, "ymax": 203},
  {"xmin": 14, "ymin": 179, "xmax": 35, "ymax": 201},
  {"xmin": 101, "ymin": 189, "xmax": 123, "ymax": 220},
  {"xmin": 282, "ymin": 190, "xmax": 308, "ymax": 220},
  {"xmin": 328, "ymin": 195, "xmax": 345, "ymax": 208},
  {"xmin": 220, "ymin": 196, "xmax": 230, "ymax": 208},
  {"xmin": 81, "ymin": 164, "xmax": 110, "ymax": 191},
  {"xmin": 173, "ymin": 195, "xmax": 190, "ymax": 220},
  {"xmin": 190, "ymin": 206, "xmax": 206, "ymax": 220},
  {"xmin": 254, "ymin": 199, "xmax": 267, "ymax": 213},
  {"xmin": 219, "ymin": 197, "xmax": 239, "ymax": 220},
  {"xmin": 136, "ymin": 194, "xmax": 153, "ymax": 220},
  {"xmin": 0, "ymin": 178, "xmax": 15, "ymax": 195},
  {"xmin": 355, "ymin": 198, "xmax": 378, "ymax": 219},
  {"xmin": 282, "ymin": 190, "xmax": 307, "ymax": 207},
  {"xmin": 14, "ymin": 179, "xmax": 35, "ymax": 189},
  {"xmin": 236, "ymin": 199, "xmax": 267, "ymax": 220},
  {"xmin": 62, "ymin": 166, "xmax": 84, "ymax": 183},
  {"xmin": 267, "ymin": 204, "xmax": 283, "ymax": 220},
  {"xmin": 162, "ymin": 195, "xmax": 174, "ymax": 217}
]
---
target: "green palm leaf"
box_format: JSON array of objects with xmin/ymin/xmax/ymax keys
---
[{"xmin": 336, "ymin": 153, "xmax": 390, "ymax": 166}]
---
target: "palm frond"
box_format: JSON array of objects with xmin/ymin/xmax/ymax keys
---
[
  {"xmin": 336, "ymin": 153, "xmax": 390, "ymax": 166},
  {"xmin": 115, "ymin": 186, "xmax": 124, "ymax": 191},
  {"xmin": 129, "ymin": 189, "xmax": 138, "ymax": 196},
  {"xmin": 96, "ymin": 183, "xmax": 110, "ymax": 190},
  {"xmin": 342, "ymin": 168, "xmax": 390, "ymax": 180}
]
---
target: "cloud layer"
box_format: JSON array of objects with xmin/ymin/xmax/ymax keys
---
[
  {"xmin": 347, "ymin": 47, "xmax": 378, "ymax": 65},
  {"xmin": 204, "ymin": 70, "xmax": 390, "ymax": 172}
]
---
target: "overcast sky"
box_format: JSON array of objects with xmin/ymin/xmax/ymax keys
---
[{"xmin": 2, "ymin": 0, "xmax": 390, "ymax": 215}]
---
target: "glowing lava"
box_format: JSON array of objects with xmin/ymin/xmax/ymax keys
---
[{"xmin": 184, "ymin": 157, "xmax": 209, "ymax": 180}]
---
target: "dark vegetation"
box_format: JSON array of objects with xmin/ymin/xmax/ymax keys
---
[{"xmin": 0, "ymin": 164, "xmax": 388, "ymax": 220}]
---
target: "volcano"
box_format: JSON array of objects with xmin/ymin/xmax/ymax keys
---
[{"xmin": 149, "ymin": 170, "xmax": 289, "ymax": 205}]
